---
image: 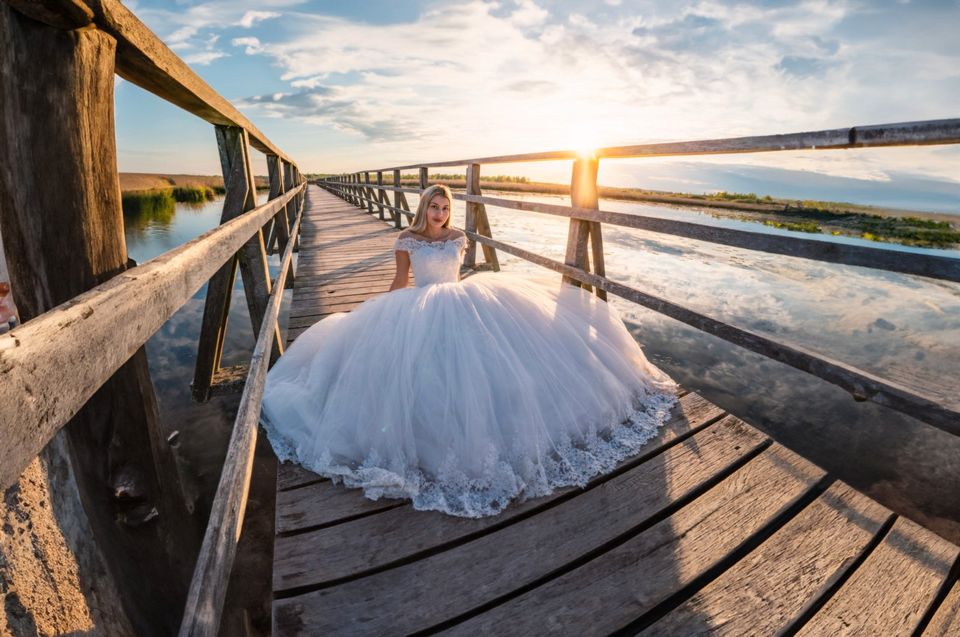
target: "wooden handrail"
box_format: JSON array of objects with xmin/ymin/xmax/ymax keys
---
[
  {"xmin": 0, "ymin": 184, "xmax": 304, "ymax": 491},
  {"xmin": 318, "ymin": 181, "xmax": 960, "ymax": 284},
  {"xmin": 82, "ymin": 0, "xmax": 293, "ymax": 162},
  {"xmin": 364, "ymin": 118, "xmax": 960, "ymax": 171},
  {"xmin": 178, "ymin": 186, "xmax": 304, "ymax": 637}
]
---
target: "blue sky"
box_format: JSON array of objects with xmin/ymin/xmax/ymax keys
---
[{"xmin": 116, "ymin": 0, "xmax": 960, "ymax": 210}]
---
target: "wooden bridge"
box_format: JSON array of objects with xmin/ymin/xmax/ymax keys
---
[{"xmin": 1, "ymin": 1, "xmax": 959, "ymax": 636}]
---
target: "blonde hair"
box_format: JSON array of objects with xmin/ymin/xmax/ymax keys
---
[{"xmin": 409, "ymin": 184, "xmax": 453, "ymax": 233}]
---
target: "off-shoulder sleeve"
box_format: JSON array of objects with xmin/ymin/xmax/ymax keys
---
[
  {"xmin": 456, "ymin": 234, "xmax": 467, "ymax": 253},
  {"xmin": 394, "ymin": 236, "xmax": 418, "ymax": 252}
]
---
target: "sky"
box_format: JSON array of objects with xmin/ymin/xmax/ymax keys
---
[{"xmin": 116, "ymin": 0, "xmax": 960, "ymax": 211}]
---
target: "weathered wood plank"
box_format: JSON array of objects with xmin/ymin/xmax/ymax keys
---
[
  {"xmin": 277, "ymin": 462, "xmax": 324, "ymax": 492},
  {"xmin": 272, "ymin": 412, "xmax": 759, "ymax": 634},
  {"xmin": 274, "ymin": 392, "xmax": 720, "ymax": 537},
  {"xmin": 441, "ymin": 443, "xmax": 827, "ymax": 636},
  {"xmin": 798, "ymin": 516, "xmax": 959, "ymax": 636},
  {"xmin": 644, "ymin": 481, "xmax": 893, "ymax": 635},
  {"xmin": 925, "ymin": 576, "xmax": 960, "ymax": 636},
  {"xmin": 276, "ymin": 480, "xmax": 406, "ymax": 535}
]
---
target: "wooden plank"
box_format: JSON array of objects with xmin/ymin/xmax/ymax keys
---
[
  {"xmin": 925, "ymin": 577, "xmax": 960, "ymax": 635},
  {"xmin": 441, "ymin": 443, "xmax": 827, "ymax": 636},
  {"xmin": 288, "ymin": 307, "xmax": 364, "ymax": 329},
  {"xmin": 290, "ymin": 292, "xmax": 385, "ymax": 311},
  {"xmin": 274, "ymin": 392, "xmax": 720, "ymax": 536},
  {"xmin": 272, "ymin": 412, "xmax": 761, "ymax": 634},
  {"xmin": 277, "ymin": 462, "xmax": 324, "ymax": 492},
  {"xmin": 644, "ymin": 481, "xmax": 893, "ymax": 635},
  {"xmin": 292, "ymin": 283, "xmax": 392, "ymax": 301},
  {"xmin": 798, "ymin": 516, "xmax": 959, "ymax": 636},
  {"xmin": 276, "ymin": 480, "xmax": 406, "ymax": 535}
]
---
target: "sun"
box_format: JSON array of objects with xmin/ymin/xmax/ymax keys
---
[{"xmin": 566, "ymin": 125, "xmax": 600, "ymax": 160}]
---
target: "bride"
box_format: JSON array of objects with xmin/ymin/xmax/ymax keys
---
[{"xmin": 259, "ymin": 184, "xmax": 678, "ymax": 517}]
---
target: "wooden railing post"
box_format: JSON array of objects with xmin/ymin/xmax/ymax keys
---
[
  {"xmin": 193, "ymin": 126, "xmax": 283, "ymax": 402},
  {"xmin": 363, "ymin": 171, "xmax": 374, "ymax": 214},
  {"xmin": 419, "ymin": 166, "xmax": 428, "ymax": 192},
  {"xmin": 464, "ymin": 163, "xmax": 500, "ymax": 271},
  {"xmin": 563, "ymin": 155, "xmax": 606, "ymax": 299},
  {"xmin": 0, "ymin": 3, "xmax": 199, "ymax": 633},
  {"xmin": 393, "ymin": 169, "xmax": 404, "ymax": 228},
  {"xmin": 267, "ymin": 155, "xmax": 294, "ymax": 288},
  {"xmin": 376, "ymin": 170, "xmax": 387, "ymax": 221}
]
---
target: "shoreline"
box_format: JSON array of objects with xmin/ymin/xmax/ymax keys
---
[{"xmin": 374, "ymin": 176, "xmax": 960, "ymax": 248}]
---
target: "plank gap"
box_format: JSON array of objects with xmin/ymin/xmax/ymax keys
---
[{"xmin": 773, "ymin": 512, "xmax": 898, "ymax": 637}]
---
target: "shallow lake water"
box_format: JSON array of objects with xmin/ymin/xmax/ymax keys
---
[{"xmin": 126, "ymin": 187, "xmax": 960, "ymax": 542}]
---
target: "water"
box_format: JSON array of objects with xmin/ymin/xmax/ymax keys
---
[
  {"xmin": 124, "ymin": 193, "xmax": 291, "ymax": 519},
  {"xmin": 129, "ymin": 188, "xmax": 960, "ymax": 542}
]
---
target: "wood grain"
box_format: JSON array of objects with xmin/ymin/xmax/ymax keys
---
[
  {"xmin": 645, "ymin": 481, "xmax": 892, "ymax": 635},
  {"xmin": 798, "ymin": 516, "xmax": 959, "ymax": 636},
  {"xmin": 441, "ymin": 443, "xmax": 826, "ymax": 636}
]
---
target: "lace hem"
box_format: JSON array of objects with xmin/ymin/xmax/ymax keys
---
[
  {"xmin": 259, "ymin": 388, "xmax": 678, "ymax": 518},
  {"xmin": 394, "ymin": 234, "xmax": 466, "ymax": 254}
]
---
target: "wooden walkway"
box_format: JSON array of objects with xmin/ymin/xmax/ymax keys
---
[{"xmin": 272, "ymin": 186, "xmax": 960, "ymax": 636}]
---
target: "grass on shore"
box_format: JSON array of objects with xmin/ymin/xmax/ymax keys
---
[{"xmin": 122, "ymin": 185, "xmax": 217, "ymax": 218}]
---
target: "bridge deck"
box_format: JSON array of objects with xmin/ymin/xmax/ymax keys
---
[{"xmin": 272, "ymin": 186, "xmax": 960, "ymax": 636}]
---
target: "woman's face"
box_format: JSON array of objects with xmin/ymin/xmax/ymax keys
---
[{"xmin": 426, "ymin": 195, "xmax": 450, "ymax": 229}]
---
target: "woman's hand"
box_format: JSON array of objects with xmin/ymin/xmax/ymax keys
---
[{"xmin": 388, "ymin": 249, "xmax": 411, "ymax": 291}]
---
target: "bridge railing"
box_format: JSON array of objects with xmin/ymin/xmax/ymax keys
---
[
  {"xmin": 318, "ymin": 118, "xmax": 960, "ymax": 438},
  {"xmin": 0, "ymin": 1, "xmax": 305, "ymax": 635}
]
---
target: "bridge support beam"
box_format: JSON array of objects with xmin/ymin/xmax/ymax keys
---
[
  {"xmin": 0, "ymin": 3, "xmax": 200, "ymax": 635},
  {"xmin": 464, "ymin": 163, "xmax": 500, "ymax": 271},
  {"xmin": 193, "ymin": 126, "xmax": 283, "ymax": 402}
]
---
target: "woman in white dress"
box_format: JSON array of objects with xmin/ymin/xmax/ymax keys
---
[{"xmin": 259, "ymin": 184, "xmax": 678, "ymax": 518}]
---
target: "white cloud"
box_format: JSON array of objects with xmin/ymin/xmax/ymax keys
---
[
  {"xmin": 232, "ymin": 36, "xmax": 263, "ymax": 54},
  {"xmin": 237, "ymin": 10, "xmax": 281, "ymax": 28},
  {"xmin": 510, "ymin": 0, "xmax": 548, "ymax": 27},
  {"xmin": 183, "ymin": 50, "xmax": 228, "ymax": 65},
  {"xmin": 129, "ymin": 0, "xmax": 960, "ymax": 182}
]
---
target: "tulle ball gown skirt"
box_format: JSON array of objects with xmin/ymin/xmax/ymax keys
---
[{"xmin": 259, "ymin": 271, "xmax": 678, "ymax": 518}]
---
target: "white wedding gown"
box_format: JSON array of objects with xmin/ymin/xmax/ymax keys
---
[{"xmin": 259, "ymin": 233, "xmax": 678, "ymax": 518}]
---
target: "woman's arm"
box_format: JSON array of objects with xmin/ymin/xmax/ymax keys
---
[{"xmin": 388, "ymin": 249, "xmax": 411, "ymax": 291}]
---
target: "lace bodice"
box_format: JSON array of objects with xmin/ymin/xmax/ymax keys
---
[{"xmin": 394, "ymin": 234, "xmax": 467, "ymax": 287}]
